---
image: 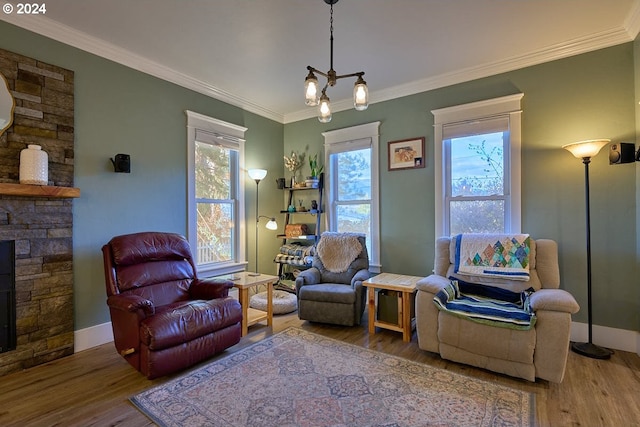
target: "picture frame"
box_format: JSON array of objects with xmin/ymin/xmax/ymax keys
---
[{"xmin": 388, "ymin": 137, "xmax": 425, "ymax": 170}]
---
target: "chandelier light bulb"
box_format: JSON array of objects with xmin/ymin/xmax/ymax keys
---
[
  {"xmin": 304, "ymin": 71, "xmax": 320, "ymax": 106},
  {"xmin": 353, "ymin": 76, "xmax": 369, "ymax": 111},
  {"xmin": 318, "ymin": 93, "xmax": 332, "ymax": 123}
]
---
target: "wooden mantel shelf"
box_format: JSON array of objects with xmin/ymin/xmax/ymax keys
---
[{"xmin": 0, "ymin": 183, "xmax": 80, "ymax": 198}]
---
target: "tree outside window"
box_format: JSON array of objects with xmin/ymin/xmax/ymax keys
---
[
  {"xmin": 448, "ymin": 132, "xmax": 506, "ymax": 234},
  {"xmin": 334, "ymin": 149, "xmax": 372, "ymax": 250},
  {"xmin": 195, "ymin": 141, "xmax": 237, "ymax": 265}
]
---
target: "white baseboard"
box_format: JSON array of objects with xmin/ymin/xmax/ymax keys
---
[
  {"xmin": 571, "ymin": 321, "xmax": 640, "ymax": 355},
  {"xmin": 74, "ymin": 322, "xmax": 114, "ymax": 353},
  {"xmin": 74, "ymin": 320, "xmax": 639, "ymax": 356}
]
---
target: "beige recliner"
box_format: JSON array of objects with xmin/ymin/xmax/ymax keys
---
[{"xmin": 415, "ymin": 236, "xmax": 579, "ymax": 382}]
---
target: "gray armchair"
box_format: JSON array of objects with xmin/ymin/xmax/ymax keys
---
[{"xmin": 295, "ymin": 233, "xmax": 369, "ymax": 326}]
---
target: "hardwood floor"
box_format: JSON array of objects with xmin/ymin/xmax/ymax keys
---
[{"xmin": 0, "ymin": 312, "xmax": 638, "ymax": 427}]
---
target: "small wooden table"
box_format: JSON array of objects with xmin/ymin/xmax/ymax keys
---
[
  {"xmin": 363, "ymin": 273, "xmax": 423, "ymax": 342},
  {"xmin": 220, "ymin": 272, "xmax": 279, "ymax": 336}
]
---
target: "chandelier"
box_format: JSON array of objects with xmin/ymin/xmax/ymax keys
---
[{"xmin": 304, "ymin": 0, "xmax": 369, "ymax": 123}]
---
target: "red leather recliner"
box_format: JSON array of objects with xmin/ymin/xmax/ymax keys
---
[{"xmin": 102, "ymin": 231, "xmax": 242, "ymax": 379}]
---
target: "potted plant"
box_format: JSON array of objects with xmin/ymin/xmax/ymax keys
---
[{"xmin": 306, "ymin": 154, "xmax": 323, "ymax": 188}]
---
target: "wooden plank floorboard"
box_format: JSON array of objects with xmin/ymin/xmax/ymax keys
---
[{"xmin": 0, "ymin": 311, "xmax": 638, "ymax": 426}]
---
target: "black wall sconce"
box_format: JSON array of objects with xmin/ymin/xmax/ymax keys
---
[{"xmin": 111, "ymin": 154, "xmax": 130, "ymax": 173}]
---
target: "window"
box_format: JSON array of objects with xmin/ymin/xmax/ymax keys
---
[
  {"xmin": 186, "ymin": 111, "xmax": 247, "ymax": 275},
  {"xmin": 323, "ymin": 122, "xmax": 381, "ymax": 272},
  {"xmin": 432, "ymin": 94, "xmax": 523, "ymax": 236}
]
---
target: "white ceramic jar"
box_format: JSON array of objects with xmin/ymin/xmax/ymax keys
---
[{"xmin": 19, "ymin": 144, "xmax": 48, "ymax": 185}]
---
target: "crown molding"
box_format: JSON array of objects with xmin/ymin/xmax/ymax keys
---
[
  {"xmin": 284, "ymin": 26, "xmax": 635, "ymax": 123},
  {"xmin": 0, "ymin": 14, "xmax": 285, "ymax": 123},
  {"xmin": 624, "ymin": 0, "xmax": 640, "ymax": 39},
  {"xmin": 2, "ymin": 12, "xmax": 636, "ymax": 126}
]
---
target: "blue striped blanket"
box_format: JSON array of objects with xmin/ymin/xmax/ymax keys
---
[{"xmin": 433, "ymin": 278, "xmax": 536, "ymax": 330}]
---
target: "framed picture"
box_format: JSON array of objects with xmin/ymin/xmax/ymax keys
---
[{"xmin": 388, "ymin": 137, "xmax": 425, "ymax": 170}]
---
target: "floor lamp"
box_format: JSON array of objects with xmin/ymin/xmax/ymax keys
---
[
  {"xmin": 562, "ymin": 139, "xmax": 613, "ymax": 360},
  {"xmin": 247, "ymin": 169, "xmax": 277, "ymax": 276}
]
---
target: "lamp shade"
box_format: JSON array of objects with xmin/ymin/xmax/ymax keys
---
[
  {"xmin": 265, "ymin": 219, "xmax": 278, "ymax": 230},
  {"xmin": 248, "ymin": 168, "xmax": 267, "ymax": 181},
  {"xmin": 562, "ymin": 139, "xmax": 610, "ymax": 159}
]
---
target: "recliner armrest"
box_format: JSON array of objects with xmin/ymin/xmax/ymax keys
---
[
  {"xmin": 351, "ymin": 269, "xmax": 370, "ymax": 288},
  {"xmin": 416, "ymin": 274, "xmax": 450, "ymax": 294},
  {"xmin": 107, "ymin": 294, "xmax": 155, "ymax": 316},
  {"xmin": 529, "ymin": 289, "xmax": 580, "ymax": 314},
  {"xmin": 189, "ymin": 278, "xmax": 234, "ymax": 300},
  {"xmin": 295, "ymin": 267, "xmax": 321, "ymax": 290}
]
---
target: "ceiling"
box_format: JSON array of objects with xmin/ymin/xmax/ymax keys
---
[{"xmin": 2, "ymin": 0, "xmax": 640, "ymax": 123}]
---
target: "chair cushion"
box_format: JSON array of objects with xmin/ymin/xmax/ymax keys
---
[
  {"xmin": 437, "ymin": 312, "xmax": 536, "ymax": 364},
  {"xmin": 140, "ymin": 297, "xmax": 242, "ymax": 350},
  {"xmin": 298, "ymin": 283, "xmax": 356, "ymax": 304}
]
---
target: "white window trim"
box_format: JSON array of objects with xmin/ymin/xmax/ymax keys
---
[
  {"xmin": 186, "ymin": 110, "xmax": 248, "ymax": 276},
  {"xmin": 322, "ymin": 121, "xmax": 381, "ymax": 273},
  {"xmin": 432, "ymin": 94, "xmax": 523, "ymax": 237}
]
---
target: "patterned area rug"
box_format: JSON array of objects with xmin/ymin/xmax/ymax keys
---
[{"xmin": 131, "ymin": 328, "xmax": 535, "ymax": 427}]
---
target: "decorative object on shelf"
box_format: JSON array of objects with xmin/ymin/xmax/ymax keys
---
[
  {"xmin": 306, "ymin": 154, "xmax": 323, "ymax": 187},
  {"xmin": 310, "ymin": 200, "xmax": 318, "ymax": 213},
  {"xmin": 285, "ymin": 224, "xmax": 309, "ymax": 238},
  {"xmin": 304, "ymin": 0, "xmax": 369, "ymax": 122},
  {"xmin": 388, "ymin": 137, "xmax": 426, "ymax": 170},
  {"xmin": 288, "ymin": 204, "xmax": 296, "ymax": 213},
  {"xmin": 248, "ymin": 168, "xmax": 278, "ymax": 276},
  {"xmin": 19, "ymin": 144, "xmax": 48, "ymax": 185},
  {"xmin": 297, "ymin": 200, "xmax": 307, "ymax": 211},
  {"xmin": 562, "ymin": 138, "xmax": 613, "ymax": 360},
  {"xmin": 110, "ymin": 153, "xmax": 131, "ymax": 173},
  {"xmin": 276, "ymin": 177, "xmax": 286, "ymax": 189},
  {"xmin": 284, "ymin": 150, "xmax": 304, "ymax": 185}
]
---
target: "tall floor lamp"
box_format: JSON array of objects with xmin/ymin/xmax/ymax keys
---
[
  {"xmin": 562, "ymin": 139, "xmax": 613, "ymax": 360},
  {"xmin": 247, "ymin": 169, "xmax": 277, "ymax": 276}
]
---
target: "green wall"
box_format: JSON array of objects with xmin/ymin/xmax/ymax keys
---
[
  {"xmin": 0, "ymin": 21, "xmax": 284, "ymax": 330},
  {"xmin": 286, "ymin": 43, "xmax": 639, "ymax": 332},
  {"xmin": 1, "ymin": 20, "xmax": 638, "ymax": 334}
]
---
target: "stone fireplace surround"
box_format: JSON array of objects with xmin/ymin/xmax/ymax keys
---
[{"xmin": 0, "ymin": 48, "xmax": 76, "ymax": 376}]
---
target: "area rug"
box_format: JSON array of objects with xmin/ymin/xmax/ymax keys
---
[{"xmin": 131, "ymin": 328, "xmax": 535, "ymax": 427}]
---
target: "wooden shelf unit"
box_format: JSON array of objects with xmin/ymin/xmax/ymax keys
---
[{"xmin": 275, "ymin": 174, "xmax": 323, "ymax": 275}]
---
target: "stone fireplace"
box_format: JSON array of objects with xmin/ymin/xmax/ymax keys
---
[
  {"xmin": 0, "ymin": 48, "xmax": 76, "ymax": 376},
  {"xmin": 0, "ymin": 239, "xmax": 16, "ymax": 353}
]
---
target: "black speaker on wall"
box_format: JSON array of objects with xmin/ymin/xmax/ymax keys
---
[{"xmin": 608, "ymin": 142, "xmax": 635, "ymax": 164}]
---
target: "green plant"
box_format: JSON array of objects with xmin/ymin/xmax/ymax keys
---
[{"xmin": 308, "ymin": 154, "xmax": 324, "ymax": 178}]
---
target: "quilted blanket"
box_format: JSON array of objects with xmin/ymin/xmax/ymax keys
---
[
  {"xmin": 454, "ymin": 233, "xmax": 531, "ymax": 281},
  {"xmin": 274, "ymin": 253, "xmax": 312, "ymax": 266},
  {"xmin": 433, "ymin": 278, "xmax": 536, "ymax": 330}
]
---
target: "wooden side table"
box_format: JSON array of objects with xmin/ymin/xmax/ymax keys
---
[
  {"xmin": 218, "ymin": 272, "xmax": 279, "ymax": 336},
  {"xmin": 362, "ymin": 273, "xmax": 423, "ymax": 342}
]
